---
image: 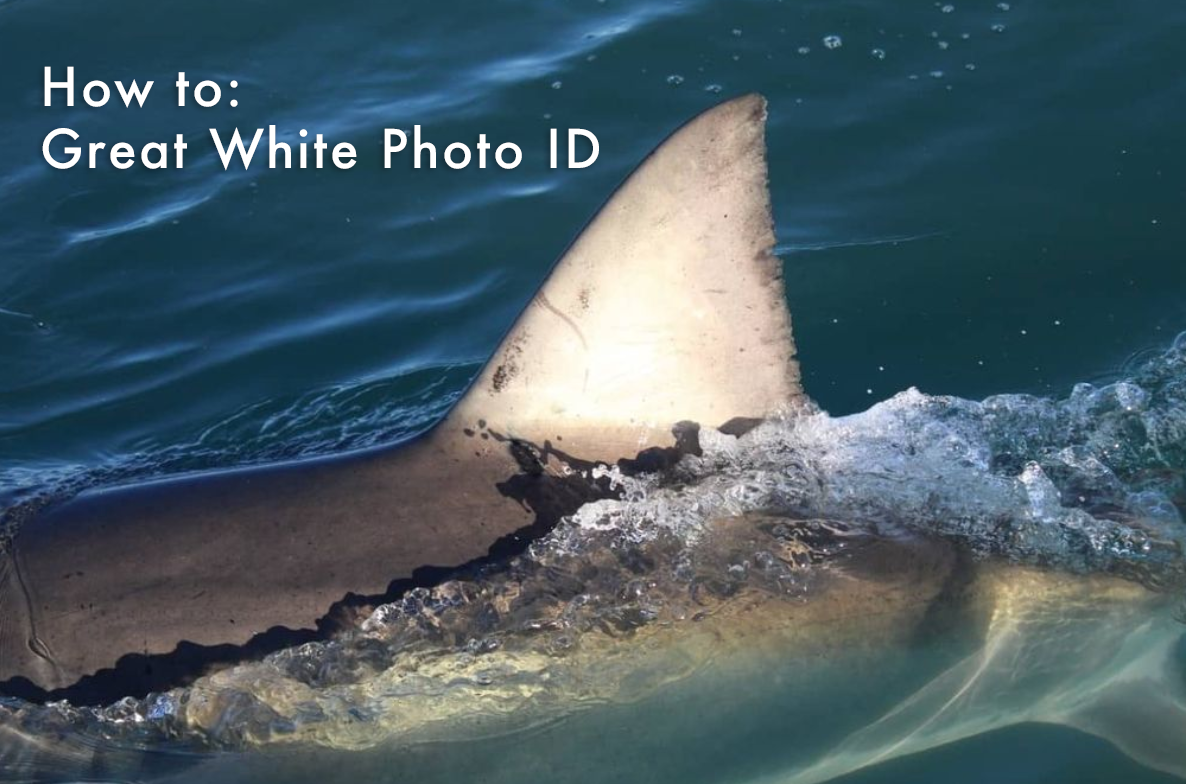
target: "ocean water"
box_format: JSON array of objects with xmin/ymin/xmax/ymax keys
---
[{"xmin": 1, "ymin": 0, "xmax": 1185, "ymax": 782}]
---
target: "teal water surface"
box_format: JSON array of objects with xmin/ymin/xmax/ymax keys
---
[{"xmin": 2, "ymin": 0, "xmax": 1185, "ymax": 782}]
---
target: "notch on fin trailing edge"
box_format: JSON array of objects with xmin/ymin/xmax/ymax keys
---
[{"xmin": 447, "ymin": 94, "xmax": 803, "ymax": 457}]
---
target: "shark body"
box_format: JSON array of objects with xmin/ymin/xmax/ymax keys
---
[{"xmin": 0, "ymin": 95, "xmax": 1182, "ymax": 783}]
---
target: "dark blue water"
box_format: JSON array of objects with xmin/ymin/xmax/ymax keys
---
[{"xmin": 2, "ymin": 0, "xmax": 1185, "ymax": 781}]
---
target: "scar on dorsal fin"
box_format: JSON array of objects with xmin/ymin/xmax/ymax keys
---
[{"xmin": 447, "ymin": 94, "xmax": 803, "ymax": 459}]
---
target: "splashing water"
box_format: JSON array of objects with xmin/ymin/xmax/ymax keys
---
[
  {"xmin": 2, "ymin": 338, "xmax": 1185, "ymax": 758},
  {"xmin": 564, "ymin": 334, "xmax": 1186, "ymax": 581}
]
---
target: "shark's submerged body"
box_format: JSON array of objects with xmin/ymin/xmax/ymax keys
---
[{"xmin": 1, "ymin": 95, "xmax": 1184, "ymax": 783}]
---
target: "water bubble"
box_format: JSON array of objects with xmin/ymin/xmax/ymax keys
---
[
  {"xmin": 550, "ymin": 80, "xmax": 563, "ymax": 90},
  {"xmin": 941, "ymin": 3, "xmax": 955, "ymax": 12},
  {"xmin": 797, "ymin": 46, "xmax": 811, "ymax": 54},
  {"xmin": 991, "ymin": 22, "xmax": 1006, "ymax": 32},
  {"xmin": 938, "ymin": 40, "xmax": 949, "ymax": 49},
  {"xmin": 704, "ymin": 83, "xmax": 723, "ymax": 94},
  {"xmin": 1114, "ymin": 382, "xmax": 1150, "ymax": 413},
  {"xmin": 871, "ymin": 48, "xmax": 887, "ymax": 60},
  {"xmin": 929, "ymin": 70, "xmax": 945, "ymax": 78},
  {"xmin": 965, "ymin": 62, "xmax": 977, "ymax": 70},
  {"xmin": 666, "ymin": 74, "xmax": 685, "ymax": 86},
  {"xmin": 822, "ymin": 34, "xmax": 842, "ymax": 49},
  {"xmin": 146, "ymin": 694, "xmax": 177, "ymax": 720},
  {"xmin": 997, "ymin": 1, "xmax": 1011, "ymax": 9},
  {"xmin": 731, "ymin": 28, "xmax": 743, "ymax": 36}
]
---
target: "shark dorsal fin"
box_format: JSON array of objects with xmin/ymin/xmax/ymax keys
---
[{"xmin": 447, "ymin": 94, "xmax": 802, "ymax": 458}]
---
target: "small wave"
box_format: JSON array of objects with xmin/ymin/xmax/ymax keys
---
[
  {"xmin": 65, "ymin": 186, "xmax": 222, "ymax": 246},
  {"xmin": 0, "ymin": 306, "xmax": 34, "ymax": 320},
  {"xmin": 775, "ymin": 231, "xmax": 946, "ymax": 254}
]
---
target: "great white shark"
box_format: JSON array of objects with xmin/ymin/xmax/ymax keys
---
[{"xmin": 0, "ymin": 95, "xmax": 1183, "ymax": 784}]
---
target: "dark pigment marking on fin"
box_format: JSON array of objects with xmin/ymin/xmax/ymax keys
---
[
  {"xmin": 718, "ymin": 417, "xmax": 764, "ymax": 438},
  {"xmin": 490, "ymin": 340, "xmax": 525, "ymax": 394}
]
